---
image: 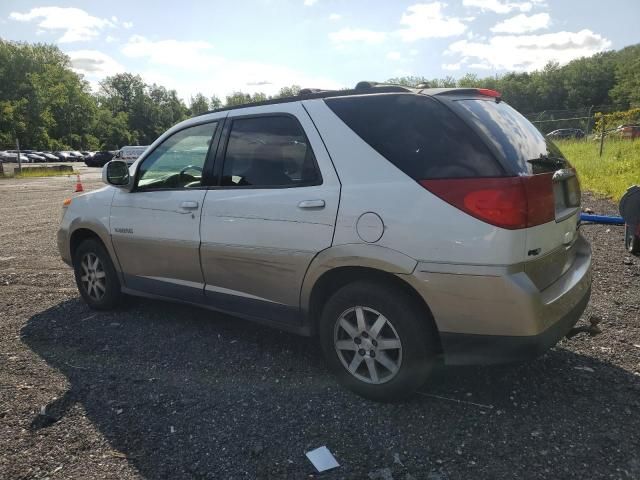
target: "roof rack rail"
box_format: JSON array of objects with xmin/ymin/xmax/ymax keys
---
[
  {"xmin": 355, "ymin": 81, "xmax": 379, "ymax": 90},
  {"xmin": 194, "ymin": 83, "xmax": 418, "ymax": 117},
  {"xmin": 298, "ymin": 88, "xmax": 335, "ymax": 95},
  {"xmin": 355, "ymin": 80, "xmax": 417, "ymax": 91}
]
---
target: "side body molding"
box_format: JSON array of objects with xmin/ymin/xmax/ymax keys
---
[{"xmin": 299, "ymin": 243, "xmax": 418, "ymax": 315}]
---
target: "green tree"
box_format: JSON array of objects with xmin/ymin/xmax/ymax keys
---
[
  {"xmin": 97, "ymin": 75, "xmax": 187, "ymax": 145},
  {"xmin": 189, "ymin": 93, "xmax": 210, "ymax": 115},
  {"xmin": 610, "ymin": 45, "xmax": 640, "ymax": 108},
  {"xmin": 276, "ymin": 85, "xmax": 301, "ymax": 98},
  {"xmin": 250, "ymin": 92, "xmax": 268, "ymax": 103},
  {"xmin": 0, "ymin": 39, "xmax": 95, "ymax": 149},
  {"xmin": 210, "ymin": 95, "xmax": 223, "ymax": 109},
  {"xmin": 98, "ymin": 73, "xmax": 146, "ymax": 115},
  {"xmin": 225, "ymin": 91, "xmax": 252, "ymax": 106},
  {"xmin": 92, "ymin": 109, "xmax": 134, "ymax": 150}
]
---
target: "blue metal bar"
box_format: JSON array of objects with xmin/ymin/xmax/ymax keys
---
[{"xmin": 580, "ymin": 213, "xmax": 625, "ymax": 225}]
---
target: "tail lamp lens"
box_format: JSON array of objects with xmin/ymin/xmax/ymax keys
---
[{"xmin": 419, "ymin": 174, "xmax": 555, "ymax": 230}]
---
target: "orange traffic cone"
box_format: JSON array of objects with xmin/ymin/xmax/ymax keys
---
[{"xmin": 74, "ymin": 174, "xmax": 84, "ymax": 193}]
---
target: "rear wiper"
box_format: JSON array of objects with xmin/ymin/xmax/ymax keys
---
[{"xmin": 526, "ymin": 155, "xmax": 565, "ymax": 167}]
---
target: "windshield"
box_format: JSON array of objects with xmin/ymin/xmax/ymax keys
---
[{"xmin": 455, "ymin": 99, "xmax": 568, "ymax": 174}]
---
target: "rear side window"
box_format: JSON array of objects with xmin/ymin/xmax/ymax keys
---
[
  {"xmin": 221, "ymin": 115, "xmax": 321, "ymax": 187},
  {"xmin": 324, "ymin": 94, "xmax": 503, "ymax": 179}
]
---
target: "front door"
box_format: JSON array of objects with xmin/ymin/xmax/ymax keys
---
[
  {"xmin": 199, "ymin": 104, "xmax": 340, "ymax": 325},
  {"xmin": 110, "ymin": 120, "xmax": 221, "ymax": 301}
]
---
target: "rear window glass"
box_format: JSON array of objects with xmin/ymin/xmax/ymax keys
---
[
  {"xmin": 324, "ymin": 94, "xmax": 503, "ymax": 180},
  {"xmin": 454, "ymin": 99, "xmax": 569, "ymax": 174}
]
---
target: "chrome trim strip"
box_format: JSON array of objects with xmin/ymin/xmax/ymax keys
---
[
  {"xmin": 141, "ymin": 276, "xmax": 204, "ymax": 290},
  {"xmin": 204, "ymin": 284, "xmax": 284, "ymax": 305}
]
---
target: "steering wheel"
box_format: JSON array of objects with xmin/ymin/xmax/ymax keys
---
[{"xmin": 179, "ymin": 165, "xmax": 203, "ymax": 177}]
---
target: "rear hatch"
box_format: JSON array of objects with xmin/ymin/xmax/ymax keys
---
[{"xmin": 446, "ymin": 93, "xmax": 581, "ymax": 290}]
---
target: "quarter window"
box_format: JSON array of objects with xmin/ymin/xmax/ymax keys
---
[
  {"xmin": 137, "ymin": 122, "xmax": 218, "ymax": 190},
  {"xmin": 221, "ymin": 116, "xmax": 320, "ymax": 187},
  {"xmin": 325, "ymin": 94, "xmax": 503, "ymax": 179}
]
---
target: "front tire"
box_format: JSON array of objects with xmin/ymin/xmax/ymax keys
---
[
  {"xmin": 72, "ymin": 238, "xmax": 122, "ymax": 310},
  {"xmin": 319, "ymin": 281, "xmax": 438, "ymax": 402}
]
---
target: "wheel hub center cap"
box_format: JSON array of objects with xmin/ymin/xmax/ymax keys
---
[{"xmin": 360, "ymin": 337, "xmax": 375, "ymax": 350}]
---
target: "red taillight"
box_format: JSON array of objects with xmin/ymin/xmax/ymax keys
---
[
  {"xmin": 419, "ymin": 174, "xmax": 554, "ymax": 230},
  {"xmin": 476, "ymin": 88, "xmax": 502, "ymax": 98}
]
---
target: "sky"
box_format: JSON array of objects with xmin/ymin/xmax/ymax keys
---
[{"xmin": 1, "ymin": 0, "xmax": 639, "ymax": 102}]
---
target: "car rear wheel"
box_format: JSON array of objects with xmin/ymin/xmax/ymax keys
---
[
  {"xmin": 73, "ymin": 238, "xmax": 122, "ymax": 310},
  {"xmin": 625, "ymin": 225, "xmax": 640, "ymax": 255},
  {"xmin": 319, "ymin": 281, "xmax": 438, "ymax": 401}
]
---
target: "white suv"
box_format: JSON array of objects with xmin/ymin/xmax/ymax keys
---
[{"xmin": 58, "ymin": 85, "xmax": 592, "ymax": 401}]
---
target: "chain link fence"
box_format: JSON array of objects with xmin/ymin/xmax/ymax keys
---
[{"xmin": 524, "ymin": 105, "xmax": 640, "ymax": 143}]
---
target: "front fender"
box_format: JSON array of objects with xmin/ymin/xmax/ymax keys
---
[
  {"xmin": 58, "ymin": 187, "xmax": 119, "ymax": 270},
  {"xmin": 68, "ymin": 217, "xmax": 119, "ymax": 269}
]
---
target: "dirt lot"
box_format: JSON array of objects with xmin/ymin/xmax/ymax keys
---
[{"xmin": 1, "ymin": 174, "xmax": 639, "ymax": 479}]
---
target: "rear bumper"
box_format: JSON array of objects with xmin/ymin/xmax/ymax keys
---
[
  {"xmin": 439, "ymin": 285, "xmax": 590, "ymax": 364},
  {"xmin": 401, "ymin": 233, "xmax": 592, "ymax": 365}
]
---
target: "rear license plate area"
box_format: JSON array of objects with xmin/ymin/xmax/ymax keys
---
[{"xmin": 553, "ymin": 172, "xmax": 580, "ymax": 220}]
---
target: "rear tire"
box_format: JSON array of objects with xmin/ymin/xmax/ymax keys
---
[
  {"xmin": 72, "ymin": 238, "xmax": 122, "ymax": 310},
  {"xmin": 319, "ymin": 281, "xmax": 438, "ymax": 402},
  {"xmin": 625, "ymin": 225, "xmax": 640, "ymax": 255}
]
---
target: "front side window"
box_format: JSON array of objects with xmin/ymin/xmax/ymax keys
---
[
  {"xmin": 221, "ymin": 116, "xmax": 320, "ymax": 187},
  {"xmin": 137, "ymin": 122, "xmax": 218, "ymax": 190}
]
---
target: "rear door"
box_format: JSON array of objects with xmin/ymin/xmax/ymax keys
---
[{"xmin": 200, "ymin": 103, "xmax": 340, "ymax": 324}]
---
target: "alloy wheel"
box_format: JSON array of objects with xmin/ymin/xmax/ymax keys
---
[
  {"xmin": 80, "ymin": 252, "xmax": 106, "ymax": 301},
  {"xmin": 334, "ymin": 306, "xmax": 403, "ymax": 384}
]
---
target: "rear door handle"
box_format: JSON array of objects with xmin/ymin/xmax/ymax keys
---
[{"xmin": 298, "ymin": 199, "xmax": 325, "ymax": 209}]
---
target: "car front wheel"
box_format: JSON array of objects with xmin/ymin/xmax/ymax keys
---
[
  {"xmin": 319, "ymin": 281, "xmax": 438, "ymax": 401},
  {"xmin": 72, "ymin": 238, "xmax": 122, "ymax": 310}
]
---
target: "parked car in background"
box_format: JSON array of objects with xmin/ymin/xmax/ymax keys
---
[
  {"xmin": 69, "ymin": 151, "xmax": 85, "ymax": 161},
  {"xmin": 3, "ymin": 151, "xmax": 32, "ymax": 163},
  {"xmin": 546, "ymin": 128, "xmax": 585, "ymax": 139},
  {"xmin": 81, "ymin": 151, "xmax": 95, "ymax": 162},
  {"xmin": 40, "ymin": 152, "xmax": 60, "ymax": 161},
  {"xmin": 26, "ymin": 152, "xmax": 46, "ymax": 163},
  {"xmin": 614, "ymin": 124, "xmax": 640, "ymax": 140},
  {"xmin": 58, "ymin": 84, "xmax": 592, "ymax": 401},
  {"xmin": 116, "ymin": 145, "xmax": 149, "ymax": 165},
  {"xmin": 85, "ymin": 151, "xmax": 114, "ymax": 167},
  {"xmin": 53, "ymin": 151, "xmax": 72, "ymax": 162}
]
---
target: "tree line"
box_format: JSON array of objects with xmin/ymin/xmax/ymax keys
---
[{"xmin": 1, "ymin": 38, "xmax": 638, "ymax": 151}]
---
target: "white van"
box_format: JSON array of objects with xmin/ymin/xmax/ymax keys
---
[{"xmin": 116, "ymin": 146, "xmax": 149, "ymax": 165}]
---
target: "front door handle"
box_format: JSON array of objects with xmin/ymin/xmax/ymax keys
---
[
  {"xmin": 298, "ymin": 199, "xmax": 325, "ymax": 209},
  {"xmin": 179, "ymin": 200, "xmax": 199, "ymax": 210}
]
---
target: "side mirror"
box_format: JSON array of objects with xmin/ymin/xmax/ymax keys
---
[{"xmin": 103, "ymin": 160, "xmax": 131, "ymax": 188}]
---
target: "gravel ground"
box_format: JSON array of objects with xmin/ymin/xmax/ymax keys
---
[{"xmin": 1, "ymin": 175, "xmax": 639, "ymax": 480}]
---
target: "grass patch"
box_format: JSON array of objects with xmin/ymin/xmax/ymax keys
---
[
  {"xmin": 1, "ymin": 167, "xmax": 76, "ymax": 179},
  {"xmin": 556, "ymin": 139, "xmax": 640, "ymax": 201}
]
